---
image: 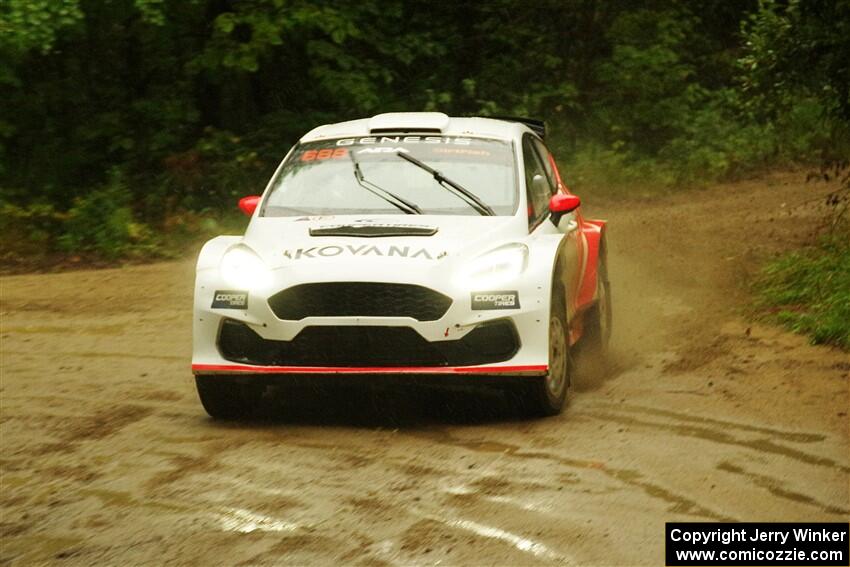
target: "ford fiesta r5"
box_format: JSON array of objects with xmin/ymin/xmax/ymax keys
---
[{"xmin": 192, "ymin": 112, "xmax": 611, "ymax": 418}]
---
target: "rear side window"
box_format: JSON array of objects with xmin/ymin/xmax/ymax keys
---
[{"xmin": 522, "ymin": 135, "xmax": 551, "ymax": 228}]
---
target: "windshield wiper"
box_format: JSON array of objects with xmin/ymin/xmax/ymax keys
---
[
  {"xmin": 348, "ymin": 151, "xmax": 422, "ymax": 215},
  {"xmin": 395, "ymin": 151, "xmax": 495, "ymax": 216}
]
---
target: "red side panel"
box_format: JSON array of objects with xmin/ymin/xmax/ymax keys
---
[{"xmin": 577, "ymin": 219, "xmax": 606, "ymax": 310}]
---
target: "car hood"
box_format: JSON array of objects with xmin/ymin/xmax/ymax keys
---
[{"xmin": 242, "ymin": 214, "xmax": 523, "ymax": 271}]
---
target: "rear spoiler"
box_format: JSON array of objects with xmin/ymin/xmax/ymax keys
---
[{"xmin": 482, "ymin": 116, "xmax": 546, "ymax": 139}]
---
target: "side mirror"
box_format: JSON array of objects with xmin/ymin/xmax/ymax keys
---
[
  {"xmin": 549, "ymin": 193, "xmax": 581, "ymax": 226},
  {"xmin": 238, "ymin": 195, "xmax": 261, "ymax": 216}
]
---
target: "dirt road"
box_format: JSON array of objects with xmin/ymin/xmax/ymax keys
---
[{"xmin": 1, "ymin": 173, "xmax": 848, "ymax": 565}]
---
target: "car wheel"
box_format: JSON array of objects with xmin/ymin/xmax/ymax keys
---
[
  {"xmin": 195, "ymin": 376, "xmax": 264, "ymax": 419},
  {"xmin": 520, "ymin": 284, "xmax": 570, "ymax": 417},
  {"xmin": 582, "ymin": 252, "xmax": 612, "ymax": 357}
]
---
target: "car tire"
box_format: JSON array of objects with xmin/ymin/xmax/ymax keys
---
[
  {"xmin": 582, "ymin": 251, "xmax": 612, "ymax": 358},
  {"xmin": 519, "ymin": 282, "xmax": 571, "ymax": 417},
  {"xmin": 195, "ymin": 376, "xmax": 264, "ymax": 419}
]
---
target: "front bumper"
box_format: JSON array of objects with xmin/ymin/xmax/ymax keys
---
[
  {"xmin": 192, "ymin": 270, "xmax": 551, "ymax": 377},
  {"xmin": 217, "ymin": 317, "xmax": 520, "ymax": 367}
]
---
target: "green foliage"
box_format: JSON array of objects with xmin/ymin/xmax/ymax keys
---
[
  {"xmin": 1, "ymin": 0, "xmax": 848, "ymax": 269},
  {"xmin": 740, "ymin": 0, "xmax": 850, "ymax": 124},
  {"xmin": 160, "ymin": 127, "xmax": 270, "ymax": 213},
  {"xmin": 739, "ymin": 0, "xmax": 850, "ymax": 233},
  {"xmin": 560, "ymin": 88, "xmax": 827, "ymax": 190},
  {"xmin": 561, "ymin": 146, "xmax": 677, "ymax": 195},
  {"xmin": 0, "ymin": 193, "xmax": 247, "ymax": 269},
  {"xmin": 594, "ymin": 9, "xmax": 699, "ymax": 155},
  {"xmin": 134, "ymin": 0, "xmax": 166, "ymax": 26},
  {"xmin": 58, "ymin": 172, "xmax": 157, "ymax": 259},
  {"xmin": 0, "ymin": 200, "xmax": 66, "ymax": 259},
  {"xmin": 658, "ymin": 90, "xmax": 778, "ymax": 182},
  {"xmin": 755, "ymin": 234, "xmax": 850, "ymax": 349},
  {"xmin": 0, "ymin": 0, "xmax": 83, "ymax": 54},
  {"xmin": 4, "ymin": 0, "xmax": 844, "ymax": 207}
]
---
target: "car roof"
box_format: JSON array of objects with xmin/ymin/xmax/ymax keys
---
[{"xmin": 299, "ymin": 112, "xmax": 533, "ymax": 143}]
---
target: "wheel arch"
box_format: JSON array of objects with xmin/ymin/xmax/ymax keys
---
[{"xmin": 196, "ymin": 235, "xmax": 243, "ymax": 271}]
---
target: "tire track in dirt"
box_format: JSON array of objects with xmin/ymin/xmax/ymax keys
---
[{"xmin": 405, "ymin": 428, "xmax": 735, "ymax": 521}]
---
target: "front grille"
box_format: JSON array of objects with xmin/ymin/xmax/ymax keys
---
[
  {"xmin": 218, "ymin": 319, "xmax": 519, "ymax": 368},
  {"xmin": 267, "ymin": 282, "xmax": 452, "ymax": 321}
]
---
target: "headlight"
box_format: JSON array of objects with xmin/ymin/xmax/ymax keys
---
[
  {"xmin": 455, "ymin": 243, "xmax": 528, "ymax": 288},
  {"xmin": 220, "ymin": 246, "xmax": 271, "ymax": 290}
]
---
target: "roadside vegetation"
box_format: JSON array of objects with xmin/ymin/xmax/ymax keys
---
[
  {"xmin": 738, "ymin": 0, "xmax": 850, "ymax": 350},
  {"xmin": 1, "ymin": 0, "xmax": 847, "ymax": 346},
  {"xmin": 754, "ymin": 165, "xmax": 850, "ymax": 350},
  {"xmin": 755, "ymin": 232, "xmax": 850, "ymax": 349},
  {"xmin": 0, "ymin": 169, "xmax": 248, "ymax": 270}
]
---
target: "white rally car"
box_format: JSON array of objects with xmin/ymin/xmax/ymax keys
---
[{"xmin": 192, "ymin": 113, "xmax": 610, "ymax": 418}]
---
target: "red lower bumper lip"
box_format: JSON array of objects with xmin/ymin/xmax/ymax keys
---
[{"xmin": 191, "ymin": 363, "xmax": 547, "ymax": 376}]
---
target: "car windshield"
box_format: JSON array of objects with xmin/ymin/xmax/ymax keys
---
[{"xmin": 262, "ymin": 136, "xmax": 516, "ymax": 216}]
